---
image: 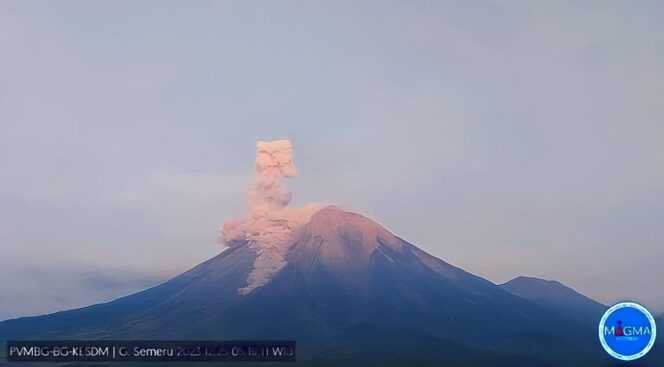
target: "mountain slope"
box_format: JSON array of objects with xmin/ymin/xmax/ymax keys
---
[
  {"xmin": 0, "ymin": 206, "xmax": 616, "ymax": 365},
  {"xmin": 501, "ymin": 276, "xmax": 606, "ymax": 322}
]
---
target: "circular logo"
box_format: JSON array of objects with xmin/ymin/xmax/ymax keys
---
[{"xmin": 599, "ymin": 302, "xmax": 657, "ymax": 361}]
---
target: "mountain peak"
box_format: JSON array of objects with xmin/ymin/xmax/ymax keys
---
[
  {"xmin": 312, "ymin": 204, "xmax": 346, "ymax": 215},
  {"xmin": 505, "ymin": 276, "xmax": 564, "ymax": 288},
  {"xmin": 501, "ymin": 276, "xmax": 578, "ymax": 301},
  {"xmin": 500, "ymin": 276, "xmax": 605, "ymax": 320},
  {"xmin": 233, "ymin": 205, "xmax": 404, "ymax": 295},
  {"xmin": 309, "ymin": 205, "xmax": 369, "ymax": 225},
  {"xmin": 306, "ymin": 205, "xmax": 403, "ymax": 251},
  {"xmin": 283, "ymin": 205, "xmax": 405, "ymax": 286}
]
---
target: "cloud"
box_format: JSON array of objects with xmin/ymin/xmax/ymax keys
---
[{"xmin": 0, "ymin": 264, "xmax": 170, "ymax": 321}]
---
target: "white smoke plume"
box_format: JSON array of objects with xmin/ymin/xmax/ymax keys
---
[
  {"xmin": 250, "ymin": 140, "xmax": 298, "ymax": 218},
  {"xmin": 221, "ymin": 139, "xmax": 300, "ymax": 245},
  {"xmin": 221, "ymin": 139, "xmax": 321, "ymax": 294}
]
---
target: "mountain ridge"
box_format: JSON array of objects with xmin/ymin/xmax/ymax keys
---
[{"xmin": 500, "ymin": 276, "xmax": 607, "ymax": 322}]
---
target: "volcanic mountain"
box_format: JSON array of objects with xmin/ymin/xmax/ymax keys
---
[{"xmin": 2, "ymin": 205, "xmax": 658, "ymax": 366}]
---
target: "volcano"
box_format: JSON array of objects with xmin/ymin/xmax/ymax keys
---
[{"xmin": 2, "ymin": 205, "xmax": 661, "ymax": 366}]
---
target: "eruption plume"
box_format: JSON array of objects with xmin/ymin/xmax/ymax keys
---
[
  {"xmin": 221, "ymin": 139, "xmax": 321, "ymax": 294},
  {"xmin": 249, "ymin": 140, "xmax": 297, "ymax": 218}
]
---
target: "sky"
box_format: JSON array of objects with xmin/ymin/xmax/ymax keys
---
[{"xmin": 1, "ymin": 1, "xmax": 663, "ymax": 320}]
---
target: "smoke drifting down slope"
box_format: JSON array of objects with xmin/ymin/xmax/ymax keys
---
[{"xmin": 221, "ymin": 140, "xmax": 321, "ymax": 294}]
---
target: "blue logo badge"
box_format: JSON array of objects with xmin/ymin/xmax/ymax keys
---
[{"xmin": 599, "ymin": 302, "xmax": 657, "ymax": 361}]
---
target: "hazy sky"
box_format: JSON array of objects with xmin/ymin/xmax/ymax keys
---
[{"xmin": 1, "ymin": 1, "xmax": 663, "ymax": 320}]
